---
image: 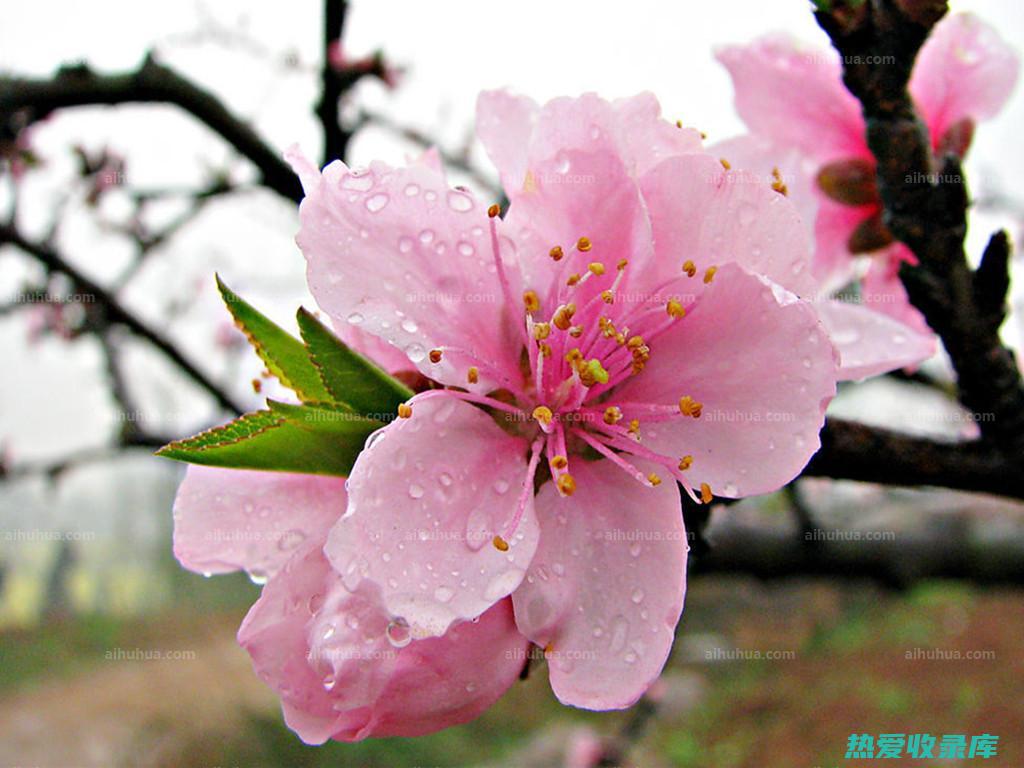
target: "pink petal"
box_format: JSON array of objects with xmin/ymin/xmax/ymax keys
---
[
  {"xmin": 512, "ymin": 458, "xmax": 686, "ymax": 710},
  {"xmin": 502, "ymin": 148, "xmax": 654, "ymax": 311},
  {"xmin": 289, "ymin": 150, "xmax": 518, "ymax": 393},
  {"xmin": 475, "ymin": 89, "xmax": 539, "ymax": 191},
  {"xmin": 238, "ymin": 544, "xmax": 529, "ymax": 743},
  {"xmin": 324, "ymin": 396, "xmax": 540, "ymax": 638},
  {"xmin": 910, "ymin": 13, "xmax": 1020, "ymax": 143},
  {"xmin": 612, "ymin": 264, "xmax": 837, "ymax": 497},
  {"xmin": 716, "ymin": 35, "xmax": 868, "ymax": 163},
  {"xmin": 861, "ymin": 249, "xmax": 932, "ymax": 336},
  {"xmin": 815, "ymin": 300, "xmax": 936, "ymax": 381},
  {"xmin": 638, "ymin": 153, "xmax": 818, "ymax": 297},
  {"xmin": 172, "ymin": 466, "xmax": 344, "ymax": 579},
  {"xmin": 812, "ymin": 197, "xmax": 875, "ymax": 290},
  {"xmin": 607, "ymin": 92, "xmax": 705, "ymax": 175}
]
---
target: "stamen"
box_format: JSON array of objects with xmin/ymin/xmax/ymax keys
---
[
  {"xmin": 523, "ymin": 290, "xmax": 541, "ymax": 313},
  {"xmin": 568, "ymin": 325, "xmax": 584, "ymax": 338},
  {"xmin": 487, "ymin": 203, "xmax": 501, "ymax": 218},
  {"xmin": 532, "ymin": 406, "xmax": 554, "ymax": 433},
  {"xmin": 467, "ymin": 367, "xmax": 479, "ymax": 384},
  {"xmin": 428, "ymin": 348, "xmax": 443, "ymax": 364},
  {"xmin": 700, "ymin": 482, "xmax": 714, "ymax": 504},
  {"xmin": 678, "ymin": 455, "xmax": 693, "ymax": 471},
  {"xmin": 588, "ymin": 262, "xmax": 606, "ymax": 276},
  {"xmin": 682, "ymin": 260, "xmax": 697, "ymax": 278},
  {"xmin": 501, "ymin": 436, "xmax": 546, "ymax": 541},
  {"xmin": 576, "ymin": 236, "xmax": 592, "ymax": 252},
  {"xmin": 566, "ymin": 273, "xmax": 581, "ymax": 287},
  {"xmin": 557, "ymin": 473, "xmax": 576, "ymax": 496},
  {"xmin": 703, "ymin": 266, "xmax": 717, "ymax": 284},
  {"xmin": 488, "ymin": 213, "xmax": 527, "ymax": 346},
  {"xmin": 410, "ymin": 388, "xmax": 526, "ymax": 419},
  {"xmin": 573, "ymin": 428, "xmax": 656, "ymax": 488},
  {"xmin": 771, "ymin": 167, "xmax": 788, "ymax": 196},
  {"xmin": 553, "ymin": 303, "xmax": 576, "ymax": 331},
  {"xmin": 720, "ymin": 158, "xmax": 731, "ymax": 170},
  {"xmin": 532, "ymin": 322, "xmax": 551, "ymax": 340},
  {"xmin": 492, "ymin": 535, "xmax": 509, "ymax": 551},
  {"xmin": 603, "ymin": 406, "xmax": 623, "ymax": 425},
  {"xmin": 666, "ymin": 299, "xmax": 686, "ymax": 318},
  {"xmin": 549, "ymin": 245, "xmax": 564, "ymax": 262},
  {"xmin": 397, "ymin": 403, "xmax": 413, "ymax": 419},
  {"xmin": 551, "ymin": 455, "xmax": 568, "ymax": 470},
  {"xmin": 648, "ymin": 472, "xmax": 662, "ymax": 486},
  {"xmin": 678, "ymin": 395, "xmax": 703, "ymax": 418}
]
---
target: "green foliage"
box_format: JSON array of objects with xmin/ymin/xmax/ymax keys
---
[{"xmin": 159, "ymin": 278, "xmax": 414, "ymax": 475}]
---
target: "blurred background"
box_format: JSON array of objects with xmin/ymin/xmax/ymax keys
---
[{"xmin": 1, "ymin": 1, "xmax": 1022, "ymax": 766}]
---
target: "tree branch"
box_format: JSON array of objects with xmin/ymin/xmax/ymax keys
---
[
  {"xmin": 0, "ymin": 54, "xmax": 303, "ymax": 202},
  {"xmin": 814, "ymin": 0, "xmax": 1024, "ymax": 453},
  {"xmin": 0, "ymin": 222, "xmax": 244, "ymax": 413}
]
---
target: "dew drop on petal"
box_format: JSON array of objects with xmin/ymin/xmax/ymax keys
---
[
  {"xmin": 404, "ymin": 183, "xmax": 420, "ymax": 196},
  {"xmin": 419, "ymin": 229, "xmax": 435, "ymax": 244},
  {"xmin": 408, "ymin": 483, "xmax": 425, "ymax": 499},
  {"xmin": 386, "ymin": 617, "xmax": 412, "ymax": 648},
  {"xmin": 447, "ymin": 191, "xmax": 474, "ymax": 212},
  {"xmin": 631, "ymin": 588, "xmax": 645, "ymax": 604},
  {"xmin": 492, "ymin": 479, "xmax": 510, "ymax": 495},
  {"xmin": 346, "ymin": 312, "xmax": 364, "ymax": 325},
  {"xmin": 398, "ymin": 236, "xmax": 414, "ymax": 253},
  {"xmin": 400, "ymin": 318, "xmax": 418, "ymax": 333},
  {"xmin": 365, "ymin": 193, "xmax": 389, "ymax": 212},
  {"xmin": 434, "ymin": 586, "xmax": 454, "ymax": 603}
]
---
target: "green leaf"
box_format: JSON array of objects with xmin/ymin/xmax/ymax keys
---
[
  {"xmin": 296, "ymin": 307, "xmax": 413, "ymax": 417},
  {"xmin": 157, "ymin": 403, "xmax": 382, "ymax": 476},
  {"xmin": 216, "ymin": 275, "xmax": 333, "ymax": 403}
]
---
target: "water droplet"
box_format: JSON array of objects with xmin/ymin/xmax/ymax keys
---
[
  {"xmin": 631, "ymin": 588, "xmax": 645, "ymax": 604},
  {"xmin": 629, "ymin": 542, "xmax": 642, "ymax": 558},
  {"xmin": 409, "ymin": 483, "xmax": 425, "ymax": 499},
  {"xmin": 552, "ymin": 562, "xmax": 566, "ymax": 577},
  {"xmin": 457, "ymin": 241, "xmax": 475, "ymax": 257},
  {"xmin": 346, "ymin": 312, "xmax": 364, "ymax": 325},
  {"xmin": 400, "ymin": 318, "xmax": 418, "ymax": 333},
  {"xmin": 341, "ymin": 173, "xmax": 373, "ymax": 191},
  {"xmin": 405, "ymin": 343, "xmax": 426, "ymax": 363},
  {"xmin": 439, "ymin": 472, "xmax": 453, "ymax": 487},
  {"xmin": 624, "ymin": 651, "xmax": 638, "ymax": 664},
  {"xmin": 345, "ymin": 614, "xmax": 360, "ymax": 630},
  {"xmin": 419, "ymin": 229, "xmax": 435, "ymax": 244},
  {"xmin": 247, "ymin": 568, "xmax": 268, "ymax": 585},
  {"xmin": 892, "ymin": 333, "xmax": 907, "ymax": 345},
  {"xmin": 447, "ymin": 191, "xmax": 474, "ymax": 212},
  {"xmin": 465, "ymin": 682, "xmax": 477, "ymax": 693},
  {"xmin": 365, "ymin": 193, "xmax": 389, "ymax": 212},
  {"xmin": 555, "ymin": 152, "xmax": 571, "ymax": 174},
  {"xmin": 398, "ymin": 236, "xmax": 414, "ymax": 253},
  {"xmin": 493, "ymin": 479, "xmax": 510, "ymax": 495},
  {"xmin": 404, "ymin": 183, "xmax": 420, "ymax": 196},
  {"xmin": 386, "ymin": 617, "xmax": 412, "ymax": 648},
  {"xmin": 323, "ymin": 674, "xmax": 337, "ymax": 691},
  {"xmin": 321, "ymin": 623, "xmax": 336, "ymax": 641},
  {"xmin": 434, "ymin": 586, "xmax": 454, "ymax": 603},
  {"xmin": 465, "ymin": 507, "xmax": 489, "ymax": 551}
]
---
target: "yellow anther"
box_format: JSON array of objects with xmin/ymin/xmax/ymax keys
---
[
  {"xmin": 675, "ymin": 119, "xmax": 684, "ymax": 128},
  {"xmin": 397, "ymin": 403, "xmax": 413, "ymax": 419},
  {"xmin": 428, "ymin": 348, "xmax": 443, "ymax": 364},
  {"xmin": 617, "ymin": 258, "xmax": 629, "ymax": 271},
  {"xmin": 532, "ymin": 322, "xmax": 551, "ymax": 340},
  {"xmin": 666, "ymin": 299, "xmax": 686, "ymax": 318},
  {"xmin": 557, "ymin": 473, "xmax": 577, "ymax": 496},
  {"xmin": 553, "ymin": 303, "xmax": 576, "ymax": 331},
  {"xmin": 467, "ymin": 367, "xmax": 479, "ymax": 384},
  {"xmin": 579, "ymin": 358, "xmax": 609, "ymax": 387},
  {"xmin": 628, "ymin": 418, "xmax": 641, "ymax": 437},
  {"xmin": 603, "ymin": 406, "xmax": 623, "ymax": 425},
  {"xmin": 492, "ymin": 535, "xmax": 510, "ymax": 552},
  {"xmin": 566, "ymin": 273, "xmax": 581, "ymax": 287},
  {"xmin": 539, "ymin": 343, "xmax": 552, "ymax": 357},
  {"xmin": 588, "ymin": 262, "xmax": 606, "ymax": 276},
  {"xmin": 771, "ymin": 167, "xmax": 788, "ymax": 196},
  {"xmin": 543, "ymin": 641, "xmax": 555, "ymax": 654},
  {"xmin": 678, "ymin": 455, "xmax": 693, "ymax": 471},
  {"xmin": 549, "ymin": 245, "xmax": 564, "ymax": 261},
  {"xmin": 703, "ymin": 266, "xmax": 718, "ymax": 284},
  {"xmin": 551, "ymin": 455, "xmax": 568, "ymax": 470},
  {"xmin": 565, "ymin": 348, "xmax": 583, "ymax": 365},
  {"xmin": 700, "ymin": 482, "xmax": 714, "ymax": 504},
  {"xmin": 648, "ymin": 472, "xmax": 662, "ymax": 487},
  {"xmin": 626, "ymin": 335, "xmax": 645, "ymax": 350},
  {"xmin": 523, "ymin": 290, "xmax": 541, "ymax": 313},
  {"xmin": 615, "ymin": 333, "xmax": 627, "ymax": 345},
  {"xmin": 569, "ymin": 325, "xmax": 584, "ymax": 338},
  {"xmin": 700, "ymin": 130, "xmax": 708, "ymax": 140},
  {"xmin": 251, "ymin": 378, "xmax": 262, "ymax": 394},
  {"xmin": 720, "ymin": 158, "xmax": 731, "ymax": 170},
  {"xmin": 532, "ymin": 405, "xmax": 554, "ymax": 426},
  {"xmin": 600, "ymin": 289, "xmax": 615, "ymax": 304},
  {"xmin": 487, "ymin": 203, "xmax": 501, "ymax": 218},
  {"xmin": 682, "ymin": 260, "xmax": 697, "ymax": 278},
  {"xmin": 678, "ymin": 395, "xmax": 703, "ymax": 418},
  {"xmin": 576, "ymin": 236, "xmax": 592, "ymax": 252}
]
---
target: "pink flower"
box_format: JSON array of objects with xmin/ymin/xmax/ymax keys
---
[
  {"xmin": 716, "ymin": 13, "xmax": 1019, "ymax": 335},
  {"xmin": 286, "ymin": 91, "xmax": 837, "ymax": 710},
  {"xmin": 174, "ymin": 91, "xmax": 841, "ymax": 742}
]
